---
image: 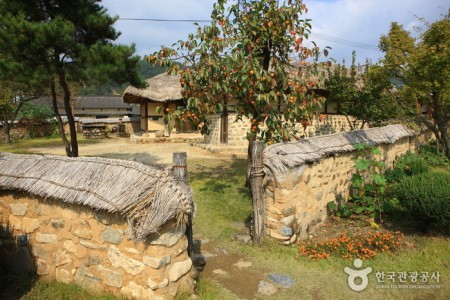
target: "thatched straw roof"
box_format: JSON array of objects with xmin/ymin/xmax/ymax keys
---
[
  {"xmin": 0, "ymin": 153, "xmax": 193, "ymax": 240},
  {"xmin": 263, "ymin": 124, "xmax": 414, "ymax": 181},
  {"xmin": 123, "ymin": 73, "xmax": 183, "ymax": 104}
]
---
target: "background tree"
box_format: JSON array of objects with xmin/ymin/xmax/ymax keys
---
[
  {"xmin": 325, "ymin": 52, "xmax": 399, "ymax": 129},
  {"xmin": 379, "ymin": 14, "xmax": 450, "ymax": 158},
  {"xmin": 149, "ymin": 0, "xmax": 329, "ymax": 145},
  {"xmin": 0, "ymin": 80, "xmax": 41, "ymax": 144},
  {"xmin": 0, "ymin": 0, "xmax": 145, "ymax": 157}
]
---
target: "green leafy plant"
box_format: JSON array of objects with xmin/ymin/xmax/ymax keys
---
[
  {"xmin": 385, "ymin": 151, "xmax": 429, "ymax": 183},
  {"xmin": 418, "ymin": 143, "xmax": 450, "ymax": 167},
  {"xmin": 348, "ymin": 143, "xmax": 386, "ymax": 218},
  {"xmin": 395, "ymin": 172, "xmax": 450, "ymax": 231}
]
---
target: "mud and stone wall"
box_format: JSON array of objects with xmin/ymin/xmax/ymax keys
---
[
  {"xmin": 264, "ymin": 135, "xmax": 422, "ymax": 244},
  {"xmin": 0, "ymin": 191, "xmax": 196, "ymax": 299},
  {"xmin": 0, "ymin": 123, "xmax": 55, "ymax": 142},
  {"xmin": 205, "ymin": 113, "xmax": 366, "ymax": 147}
]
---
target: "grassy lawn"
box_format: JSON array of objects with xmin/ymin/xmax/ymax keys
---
[
  {"xmin": 1, "ymin": 138, "xmax": 449, "ymax": 299},
  {"xmin": 0, "ymin": 134, "xmax": 100, "ymax": 154}
]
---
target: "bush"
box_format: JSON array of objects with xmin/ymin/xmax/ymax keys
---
[
  {"xmin": 418, "ymin": 143, "xmax": 449, "ymax": 167},
  {"xmin": 395, "ymin": 172, "xmax": 450, "ymax": 229},
  {"xmin": 385, "ymin": 152, "xmax": 429, "ymax": 182}
]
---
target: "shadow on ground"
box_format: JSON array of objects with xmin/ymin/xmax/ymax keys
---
[{"xmin": 0, "ymin": 224, "xmax": 37, "ymax": 299}]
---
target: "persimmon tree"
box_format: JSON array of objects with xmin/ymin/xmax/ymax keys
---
[
  {"xmin": 379, "ymin": 15, "xmax": 450, "ymax": 159},
  {"xmin": 149, "ymin": 0, "xmax": 329, "ymax": 145}
]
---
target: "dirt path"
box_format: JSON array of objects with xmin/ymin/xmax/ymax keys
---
[{"xmin": 30, "ymin": 137, "xmax": 246, "ymax": 166}]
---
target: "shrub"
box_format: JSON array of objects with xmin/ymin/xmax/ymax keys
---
[
  {"xmin": 418, "ymin": 143, "xmax": 449, "ymax": 167},
  {"xmin": 385, "ymin": 152, "xmax": 429, "ymax": 182},
  {"xmin": 395, "ymin": 172, "xmax": 450, "ymax": 228}
]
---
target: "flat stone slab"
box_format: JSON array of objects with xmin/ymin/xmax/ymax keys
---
[
  {"xmin": 233, "ymin": 260, "xmax": 252, "ymax": 268},
  {"xmin": 268, "ymin": 273, "xmax": 295, "ymax": 288},
  {"xmin": 258, "ymin": 280, "xmax": 277, "ymax": 296},
  {"xmin": 213, "ymin": 269, "xmax": 228, "ymax": 275}
]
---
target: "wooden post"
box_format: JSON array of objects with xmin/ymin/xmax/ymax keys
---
[
  {"xmin": 250, "ymin": 141, "xmax": 265, "ymax": 246},
  {"xmin": 172, "ymin": 152, "xmax": 193, "ymax": 258}
]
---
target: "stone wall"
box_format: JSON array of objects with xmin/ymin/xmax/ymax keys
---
[
  {"xmin": 0, "ymin": 191, "xmax": 196, "ymax": 299},
  {"xmin": 205, "ymin": 113, "xmax": 366, "ymax": 147},
  {"xmin": 0, "ymin": 122, "xmax": 55, "ymax": 142},
  {"xmin": 263, "ymin": 135, "xmax": 420, "ymax": 244}
]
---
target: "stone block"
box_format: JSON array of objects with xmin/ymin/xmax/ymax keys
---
[
  {"xmin": 80, "ymin": 240, "xmax": 107, "ymax": 251},
  {"xmin": 63, "ymin": 240, "xmax": 77, "ymax": 253},
  {"xmin": 101, "ymin": 226, "xmax": 124, "ymax": 244},
  {"xmin": 9, "ymin": 203, "xmax": 28, "ymax": 216},
  {"xmin": 56, "ymin": 268, "xmax": 73, "ymax": 284},
  {"xmin": 108, "ymin": 245, "xmax": 145, "ymax": 275},
  {"xmin": 280, "ymin": 215, "xmax": 294, "ymax": 226},
  {"xmin": 37, "ymin": 258, "xmax": 49, "ymax": 275},
  {"xmin": 8, "ymin": 215, "xmax": 22, "ymax": 230},
  {"xmin": 169, "ymin": 259, "xmax": 192, "ymax": 282},
  {"xmin": 22, "ymin": 217, "xmax": 40, "ymax": 233},
  {"xmin": 35, "ymin": 233, "xmax": 58, "ymax": 244},
  {"xmin": 74, "ymin": 266, "xmax": 102, "ymax": 291},
  {"xmin": 143, "ymin": 255, "xmax": 171, "ymax": 269},
  {"xmin": 51, "ymin": 219, "xmax": 65, "ymax": 229},
  {"xmin": 71, "ymin": 220, "xmax": 92, "ymax": 239},
  {"xmin": 52, "ymin": 250, "xmax": 72, "ymax": 267},
  {"xmin": 97, "ymin": 265, "xmax": 122, "ymax": 288},
  {"xmin": 147, "ymin": 277, "xmax": 169, "ymax": 290},
  {"xmin": 280, "ymin": 226, "xmax": 293, "ymax": 236},
  {"xmin": 150, "ymin": 229, "xmax": 184, "ymax": 247}
]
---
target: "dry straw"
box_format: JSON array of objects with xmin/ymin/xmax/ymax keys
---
[
  {"xmin": 263, "ymin": 124, "xmax": 415, "ymax": 184},
  {"xmin": 0, "ymin": 153, "xmax": 193, "ymax": 240},
  {"xmin": 123, "ymin": 73, "xmax": 182, "ymax": 104}
]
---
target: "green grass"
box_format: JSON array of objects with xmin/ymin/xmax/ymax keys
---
[
  {"xmin": 0, "ymin": 134, "xmax": 100, "ymax": 154},
  {"xmin": 189, "ymin": 158, "xmax": 253, "ymax": 241}
]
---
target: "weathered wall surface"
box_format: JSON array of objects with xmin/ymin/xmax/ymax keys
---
[
  {"xmin": 0, "ymin": 192, "xmax": 195, "ymax": 299},
  {"xmin": 0, "ymin": 123, "xmax": 55, "ymax": 142},
  {"xmin": 263, "ymin": 125, "xmax": 425, "ymax": 243},
  {"xmin": 205, "ymin": 113, "xmax": 366, "ymax": 148}
]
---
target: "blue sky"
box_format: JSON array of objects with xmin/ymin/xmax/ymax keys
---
[{"xmin": 102, "ymin": 0, "xmax": 448, "ymax": 65}]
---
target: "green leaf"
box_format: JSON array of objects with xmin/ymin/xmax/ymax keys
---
[
  {"xmin": 351, "ymin": 173, "xmax": 363, "ymax": 188},
  {"xmin": 355, "ymin": 159, "xmax": 370, "ymax": 171},
  {"xmin": 372, "ymin": 174, "xmax": 387, "ymax": 186}
]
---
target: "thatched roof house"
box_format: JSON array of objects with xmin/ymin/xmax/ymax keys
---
[
  {"xmin": 123, "ymin": 73, "xmax": 182, "ymax": 104},
  {"xmin": 0, "ymin": 153, "xmax": 193, "ymax": 240},
  {"xmin": 122, "ymin": 73, "xmax": 185, "ymax": 133},
  {"xmin": 263, "ymin": 124, "xmax": 414, "ymax": 179}
]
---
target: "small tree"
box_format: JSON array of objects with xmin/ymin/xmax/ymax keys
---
[
  {"xmin": 379, "ymin": 15, "xmax": 450, "ymax": 158},
  {"xmin": 325, "ymin": 52, "xmax": 399, "ymax": 130},
  {"xmin": 149, "ymin": 0, "xmax": 329, "ymax": 144},
  {"xmin": 0, "ymin": 0, "xmax": 144, "ymax": 157},
  {"xmin": 0, "ymin": 80, "xmax": 41, "ymax": 144}
]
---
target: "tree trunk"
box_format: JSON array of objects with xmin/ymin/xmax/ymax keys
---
[
  {"xmin": 250, "ymin": 141, "xmax": 265, "ymax": 246},
  {"xmin": 2, "ymin": 124, "xmax": 12, "ymax": 144},
  {"xmin": 431, "ymin": 91, "xmax": 450, "ymax": 159},
  {"xmin": 50, "ymin": 80, "xmax": 72, "ymax": 155},
  {"xmin": 56, "ymin": 61, "xmax": 78, "ymax": 157},
  {"xmin": 2, "ymin": 112, "xmax": 12, "ymax": 144}
]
